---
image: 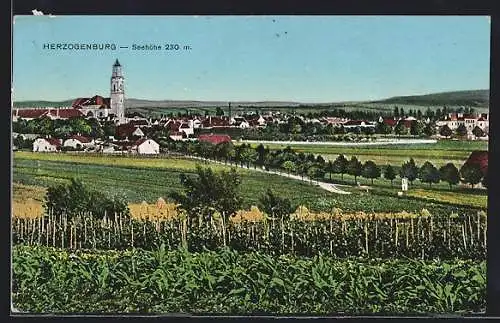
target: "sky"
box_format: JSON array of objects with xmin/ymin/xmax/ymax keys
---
[{"xmin": 12, "ymin": 15, "xmax": 490, "ymax": 103}]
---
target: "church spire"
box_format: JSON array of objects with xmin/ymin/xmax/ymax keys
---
[{"xmin": 113, "ymin": 59, "xmax": 121, "ymax": 67}]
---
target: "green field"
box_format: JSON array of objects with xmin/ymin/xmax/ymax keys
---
[
  {"xmin": 13, "ymin": 152, "xmax": 333, "ymax": 207},
  {"xmin": 12, "ymin": 245, "xmax": 486, "ymax": 314},
  {"xmin": 13, "ymin": 152, "xmax": 484, "ymax": 214},
  {"xmin": 250, "ymin": 140, "xmax": 487, "ymax": 167}
]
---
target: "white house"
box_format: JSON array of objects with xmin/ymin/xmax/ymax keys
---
[
  {"xmin": 63, "ymin": 135, "xmax": 94, "ymax": 149},
  {"xmin": 33, "ymin": 138, "xmax": 61, "ymax": 152},
  {"xmin": 179, "ymin": 122, "xmax": 194, "ymax": 137},
  {"xmin": 132, "ymin": 138, "xmax": 160, "ymax": 155}
]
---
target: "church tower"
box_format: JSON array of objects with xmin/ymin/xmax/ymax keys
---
[{"xmin": 110, "ymin": 59, "xmax": 125, "ymax": 124}]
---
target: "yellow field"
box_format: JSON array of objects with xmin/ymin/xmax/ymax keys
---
[
  {"xmin": 12, "ymin": 198, "xmax": 427, "ymax": 222},
  {"xmin": 12, "ymin": 200, "xmax": 44, "ymax": 219},
  {"xmin": 407, "ymin": 189, "xmax": 487, "ymax": 209}
]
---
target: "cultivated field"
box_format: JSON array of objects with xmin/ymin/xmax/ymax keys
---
[{"xmin": 11, "ymin": 146, "xmax": 488, "ymax": 314}]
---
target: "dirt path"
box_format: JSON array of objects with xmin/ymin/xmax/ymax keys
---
[{"xmin": 186, "ymin": 156, "xmax": 352, "ymax": 195}]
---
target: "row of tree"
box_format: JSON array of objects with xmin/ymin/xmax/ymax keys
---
[
  {"xmin": 167, "ymin": 140, "xmax": 486, "ymax": 190},
  {"xmin": 439, "ymin": 124, "xmax": 487, "ymax": 138},
  {"xmin": 13, "ymin": 117, "xmax": 111, "ymax": 138}
]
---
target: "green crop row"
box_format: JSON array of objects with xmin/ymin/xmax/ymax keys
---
[{"xmin": 12, "ymin": 245, "xmax": 486, "ymax": 314}]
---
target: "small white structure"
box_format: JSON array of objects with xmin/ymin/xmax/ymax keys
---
[
  {"xmin": 33, "ymin": 138, "xmax": 61, "ymax": 152},
  {"xmin": 401, "ymin": 178, "xmax": 409, "ymax": 191},
  {"xmin": 132, "ymin": 138, "xmax": 159, "ymax": 155},
  {"xmin": 63, "ymin": 135, "xmax": 94, "ymax": 149},
  {"xmin": 132, "ymin": 127, "xmax": 145, "ymax": 138}
]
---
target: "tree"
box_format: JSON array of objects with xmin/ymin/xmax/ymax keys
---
[
  {"xmin": 216, "ymin": 142, "xmax": 233, "ymax": 163},
  {"xmin": 363, "ymin": 126, "xmax": 375, "ymax": 136},
  {"xmin": 334, "ymin": 125, "xmax": 346, "ymax": 135},
  {"xmin": 460, "ymin": 163, "xmax": 483, "ymax": 188},
  {"xmin": 298, "ymin": 162, "xmax": 312, "ymax": 180},
  {"xmin": 255, "ymin": 143, "xmax": 267, "ymax": 166},
  {"xmin": 375, "ymin": 122, "xmax": 392, "ymax": 135},
  {"xmin": 215, "ymin": 107, "xmax": 224, "ymax": 116},
  {"xmin": 103, "ymin": 122, "xmax": 116, "ymax": 138},
  {"xmin": 400, "ymin": 158, "xmax": 418, "ymax": 185},
  {"xmin": 258, "ymin": 189, "xmax": 294, "ymax": 221},
  {"xmin": 394, "ymin": 106, "xmax": 400, "ymax": 118},
  {"xmin": 410, "ymin": 121, "xmax": 424, "ymax": 136},
  {"xmin": 45, "ymin": 178, "xmax": 127, "ymax": 220},
  {"xmin": 333, "ymin": 154, "xmax": 349, "ymax": 180},
  {"xmin": 384, "ymin": 165, "xmax": 396, "ymax": 187},
  {"xmin": 362, "ymin": 160, "xmax": 381, "ymax": 185},
  {"xmin": 439, "ymin": 125, "xmax": 452, "ymax": 138},
  {"xmin": 455, "ymin": 124, "xmax": 468, "ymax": 137},
  {"xmin": 424, "ymin": 123, "xmax": 436, "ymax": 137},
  {"xmin": 282, "ymin": 160, "xmax": 296, "ymax": 175},
  {"xmin": 394, "ymin": 122, "xmax": 408, "ymax": 136},
  {"xmin": 240, "ymin": 148, "xmax": 258, "ymax": 168},
  {"xmin": 472, "ymin": 126, "xmax": 485, "ymax": 138},
  {"xmin": 170, "ymin": 166, "xmax": 243, "ymax": 222},
  {"xmin": 439, "ymin": 163, "xmax": 460, "ymax": 189},
  {"xmin": 315, "ymin": 155, "xmax": 326, "ymax": 166},
  {"xmin": 325, "ymin": 160, "xmax": 334, "ymax": 180},
  {"xmin": 418, "ymin": 161, "xmax": 440, "ymax": 187},
  {"xmin": 69, "ymin": 117, "xmax": 92, "ymax": 136},
  {"xmin": 347, "ymin": 156, "xmax": 363, "ymax": 184},
  {"xmin": 307, "ymin": 166, "xmax": 325, "ymax": 184}
]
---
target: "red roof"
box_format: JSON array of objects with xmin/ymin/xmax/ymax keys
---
[
  {"xmin": 14, "ymin": 108, "xmax": 84, "ymax": 119},
  {"xmin": 39, "ymin": 138, "xmax": 61, "ymax": 147},
  {"xmin": 68, "ymin": 135, "xmax": 92, "ymax": 143},
  {"xmin": 72, "ymin": 95, "xmax": 110, "ymax": 108},
  {"xmin": 54, "ymin": 109, "xmax": 85, "ymax": 119},
  {"xmin": 463, "ymin": 151, "xmax": 488, "ymax": 177},
  {"xmin": 198, "ymin": 134, "xmax": 232, "ymax": 145},
  {"xmin": 166, "ymin": 121, "xmax": 181, "ymax": 131},
  {"xmin": 116, "ymin": 124, "xmax": 138, "ymax": 138},
  {"xmin": 202, "ymin": 117, "xmax": 230, "ymax": 127},
  {"xmin": 382, "ymin": 118, "xmax": 398, "ymax": 127}
]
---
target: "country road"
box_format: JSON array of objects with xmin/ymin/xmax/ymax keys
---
[{"xmin": 185, "ymin": 155, "xmax": 352, "ymax": 195}]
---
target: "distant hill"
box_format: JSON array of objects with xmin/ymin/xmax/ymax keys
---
[
  {"xmin": 13, "ymin": 89, "xmax": 489, "ymax": 110},
  {"xmin": 124, "ymin": 99, "xmax": 304, "ymax": 108},
  {"xmin": 13, "ymin": 99, "xmax": 75, "ymax": 108},
  {"xmin": 372, "ymin": 90, "xmax": 489, "ymax": 107}
]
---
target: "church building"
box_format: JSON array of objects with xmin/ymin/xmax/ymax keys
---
[{"xmin": 70, "ymin": 59, "xmax": 127, "ymax": 124}]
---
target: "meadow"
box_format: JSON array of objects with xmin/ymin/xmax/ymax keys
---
[
  {"xmin": 13, "ymin": 153, "xmax": 484, "ymax": 215},
  {"xmin": 251, "ymin": 140, "xmax": 488, "ymax": 168}
]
